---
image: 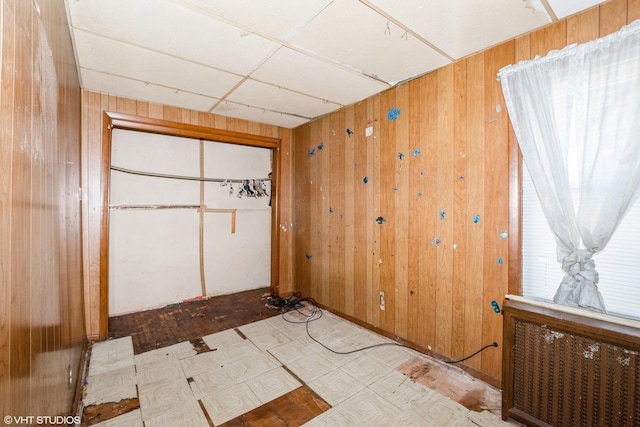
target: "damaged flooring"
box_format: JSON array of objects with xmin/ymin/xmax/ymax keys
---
[{"xmin": 81, "ymin": 288, "xmax": 520, "ymax": 426}]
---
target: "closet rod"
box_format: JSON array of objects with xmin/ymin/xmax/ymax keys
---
[{"xmin": 110, "ymin": 165, "xmax": 271, "ymax": 183}]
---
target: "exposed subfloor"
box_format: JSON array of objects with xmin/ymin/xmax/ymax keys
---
[{"xmin": 81, "ymin": 288, "xmax": 520, "ymax": 426}]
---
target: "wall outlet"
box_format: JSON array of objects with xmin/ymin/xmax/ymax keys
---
[{"xmin": 379, "ymin": 291, "xmax": 385, "ymax": 310}]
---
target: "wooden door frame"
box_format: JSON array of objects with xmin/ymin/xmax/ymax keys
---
[{"xmin": 99, "ymin": 112, "xmax": 281, "ymax": 338}]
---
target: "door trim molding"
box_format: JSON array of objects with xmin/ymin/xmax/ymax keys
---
[{"xmin": 100, "ymin": 112, "xmax": 281, "ymax": 338}]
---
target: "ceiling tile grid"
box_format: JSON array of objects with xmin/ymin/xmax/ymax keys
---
[{"xmin": 65, "ymin": 0, "xmax": 607, "ymax": 128}]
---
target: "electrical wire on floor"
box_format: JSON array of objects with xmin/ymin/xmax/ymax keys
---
[{"xmin": 266, "ymin": 293, "xmax": 498, "ymax": 363}]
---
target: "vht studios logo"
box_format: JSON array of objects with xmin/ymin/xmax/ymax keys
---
[{"xmin": 4, "ymin": 415, "xmax": 81, "ymax": 425}]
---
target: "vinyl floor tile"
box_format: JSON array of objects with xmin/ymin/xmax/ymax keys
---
[
  {"xmin": 86, "ymin": 291, "xmax": 518, "ymax": 427},
  {"xmin": 246, "ymin": 367, "xmax": 302, "ymax": 403},
  {"xmin": 227, "ymin": 351, "xmax": 281, "ymax": 381},
  {"xmin": 237, "ymin": 317, "xmax": 278, "ymax": 338},
  {"xmin": 201, "ymin": 382, "xmax": 262, "ymax": 425},
  {"xmin": 334, "ymin": 387, "xmax": 406, "ymax": 426},
  {"xmin": 268, "ymin": 337, "xmax": 317, "ymax": 365},
  {"xmin": 83, "ymin": 365, "xmax": 137, "ymax": 406},
  {"xmin": 301, "ymin": 407, "xmax": 360, "ymax": 427},
  {"xmin": 286, "ymin": 352, "xmax": 337, "ymax": 383},
  {"xmin": 339, "ymin": 353, "xmax": 394, "ymax": 385},
  {"xmin": 135, "ymin": 358, "xmax": 186, "ymax": 386},
  {"xmin": 368, "ymin": 369, "xmax": 438, "ymax": 410},
  {"xmin": 179, "ymin": 351, "xmax": 220, "ymax": 378},
  {"xmin": 211, "ymin": 339, "xmax": 262, "ymax": 365},
  {"xmin": 308, "ymin": 368, "xmax": 364, "ymax": 406},
  {"xmin": 142, "ymin": 399, "xmax": 209, "ymax": 427},
  {"xmin": 202, "ymin": 328, "xmax": 245, "ymax": 349},
  {"xmin": 137, "ymin": 377, "xmax": 195, "ymax": 418},
  {"xmin": 247, "ymin": 328, "xmax": 293, "ymax": 351}
]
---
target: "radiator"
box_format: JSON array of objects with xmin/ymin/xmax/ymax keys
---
[{"xmin": 502, "ymin": 296, "xmax": 640, "ymax": 427}]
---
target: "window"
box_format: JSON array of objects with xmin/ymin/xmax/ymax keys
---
[
  {"xmin": 522, "ymin": 162, "xmax": 640, "ymax": 320},
  {"xmin": 499, "ymin": 20, "xmax": 640, "ymax": 320}
]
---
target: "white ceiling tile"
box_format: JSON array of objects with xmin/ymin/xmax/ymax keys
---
[
  {"xmin": 289, "ymin": 0, "xmax": 452, "ymax": 85},
  {"xmin": 213, "ymin": 102, "xmax": 309, "ymax": 128},
  {"xmin": 67, "ymin": 0, "xmax": 279, "ymax": 74},
  {"xmin": 81, "ymin": 69, "xmax": 218, "ymax": 112},
  {"xmin": 367, "ymin": 0, "xmax": 551, "ymax": 59},
  {"xmin": 65, "ymin": 0, "xmax": 605, "ymax": 127},
  {"xmin": 251, "ymin": 47, "xmax": 390, "ymax": 105},
  {"xmin": 546, "ymin": 0, "xmax": 606, "ymax": 19},
  {"xmin": 73, "ymin": 30, "xmax": 243, "ymax": 99},
  {"xmin": 173, "ymin": 0, "xmax": 333, "ymax": 42},
  {"xmin": 226, "ymin": 80, "xmax": 341, "ymax": 119}
]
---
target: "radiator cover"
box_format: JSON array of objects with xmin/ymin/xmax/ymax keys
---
[{"xmin": 502, "ymin": 297, "xmax": 640, "ymax": 427}]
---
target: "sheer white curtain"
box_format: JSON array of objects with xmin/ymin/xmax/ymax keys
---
[{"xmin": 498, "ymin": 20, "xmax": 640, "ymax": 312}]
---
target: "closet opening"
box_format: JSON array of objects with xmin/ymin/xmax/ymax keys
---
[{"xmin": 99, "ymin": 112, "xmax": 281, "ymax": 338}]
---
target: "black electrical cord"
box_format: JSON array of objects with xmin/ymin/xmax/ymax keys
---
[
  {"xmin": 443, "ymin": 342, "xmax": 499, "ymax": 364},
  {"xmin": 268, "ymin": 293, "xmax": 498, "ymax": 362}
]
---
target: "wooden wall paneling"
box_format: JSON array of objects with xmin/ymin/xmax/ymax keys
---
[
  {"xmin": 289, "ymin": 0, "xmax": 631, "ymax": 386},
  {"xmin": 629, "ymin": 0, "xmax": 640, "ymax": 21},
  {"xmin": 418, "ymin": 72, "xmax": 439, "ymax": 347},
  {"xmin": 135, "ymin": 100, "xmax": 149, "ymax": 117},
  {"xmin": 343, "ymin": 106, "xmax": 356, "ymax": 316},
  {"xmin": 567, "ymin": 6, "xmax": 600, "ymax": 44},
  {"xmin": 278, "ymin": 129, "xmax": 294, "ymax": 295},
  {"xmin": 406, "ymin": 79, "xmax": 422, "ymax": 343},
  {"xmin": 369, "ymin": 95, "xmax": 381, "ymax": 327},
  {"xmin": 452, "ymin": 60, "xmax": 468, "ymax": 361},
  {"xmin": 600, "ymin": 0, "xmax": 628, "ymax": 36},
  {"xmin": 319, "ymin": 117, "xmax": 331, "ymax": 305},
  {"xmin": 465, "ymin": 52, "xmax": 486, "ymax": 371},
  {"xmin": 116, "ymin": 96, "xmax": 136, "ymax": 115},
  {"xmin": 163, "ymin": 105, "xmax": 182, "ymax": 123},
  {"xmin": 329, "ymin": 112, "xmax": 346, "ymax": 312},
  {"xmin": 12, "ymin": 0, "xmax": 34, "ymax": 416},
  {"xmin": 107, "ymin": 94, "xmax": 116, "ymax": 112},
  {"xmin": 32, "ymin": 6, "xmax": 46, "ymax": 402},
  {"xmin": 435, "ymin": 65, "xmax": 455, "ymax": 357},
  {"xmin": 1, "ymin": 0, "xmax": 85, "ymax": 417},
  {"xmin": 148, "ymin": 102, "xmax": 164, "ymax": 120},
  {"xmin": 481, "ymin": 41, "xmax": 514, "ymax": 380},
  {"xmin": 353, "ymin": 101, "xmax": 368, "ymax": 320},
  {"xmin": 309, "ymin": 120, "xmax": 322, "ymax": 302},
  {"xmin": 0, "ymin": 1, "xmax": 16, "ymax": 416},
  {"xmin": 378, "ymin": 89, "xmax": 396, "ymax": 332},
  {"xmin": 271, "ymin": 137, "xmax": 282, "ymax": 294},
  {"xmin": 83, "ymin": 90, "xmax": 103, "ymax": 338},
  {"xmin": 293, "ymin": 124, "xmax": 311, "ymax": 297},
  {"xmin": 530, "ymin": 20, "xmax": 567, "ymax": 57},
  {"xmin": 508, "ymin": 35, "xmax": 529, "ymax": 297},
  {"xmin": 394, "ymin": 83, "xmax": 410, "ymax": 338}
]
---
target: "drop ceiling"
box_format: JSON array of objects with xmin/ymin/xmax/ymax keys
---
[{"xmin": 64, "ymin": 0, "xmax": 605, "ymax": 128}]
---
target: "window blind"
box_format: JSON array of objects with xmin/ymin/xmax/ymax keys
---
[{"xmin": 522, "ymin": 163, "xmax": 640, "ymax": 320}]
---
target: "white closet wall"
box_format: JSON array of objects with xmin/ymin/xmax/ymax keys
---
[{"xmin": 109, "ymin": 129, "xmax": 271, "ymax": 315}]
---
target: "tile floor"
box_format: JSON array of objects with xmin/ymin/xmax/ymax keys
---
[{"xmin": 82, "ymin": 306, "xmax": 521, "ymax": 426}]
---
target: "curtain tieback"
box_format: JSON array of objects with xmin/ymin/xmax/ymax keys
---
[
  {"xmin": 555, "ymin": 249, "xmax": 605, "ymax": 312},
  {"xmin": 561, "ymin": 249, "xmax": 599, "ymax": 283}
]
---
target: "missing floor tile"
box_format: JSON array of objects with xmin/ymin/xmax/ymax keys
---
[
  {"xmin": 190, "ymin": 338, "xmax": 212, "ymax": 354},
  {"xmin": 398, "ymin": 357, "xmax": 501, "ymax": 412},
  {"xmin": 218, "ymin": 386, "xmax": 331, "ymax": 427},
  {"xmin": 82, "ymin": 397, "xmax": 140, "ymax": 426}
]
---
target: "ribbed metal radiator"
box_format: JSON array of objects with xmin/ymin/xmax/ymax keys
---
[{"xmin": 502, "ymin": 297, "xmax": 640, "ymax": 427}]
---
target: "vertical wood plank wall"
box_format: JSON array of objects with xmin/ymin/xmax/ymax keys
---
[
  {"xmin": 0, "ymin": 0, "xmax": 85, "ymax": 419},
  {"xmin": 81, "ymin": 91, "xmax": 295, "ymax": 339},
  {"xmin": 292, "ymin": 0, "xmax": 637, "ymax": 385}
]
